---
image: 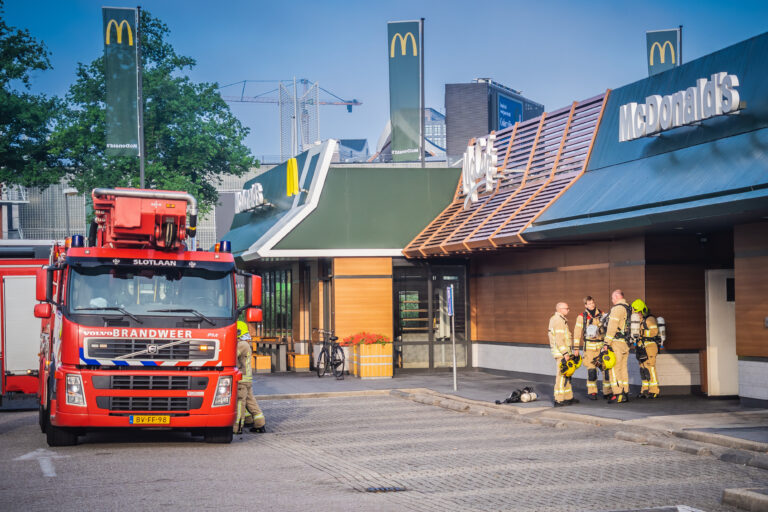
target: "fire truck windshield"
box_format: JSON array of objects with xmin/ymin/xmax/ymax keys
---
[{"xmin": 68, "ymin": 265, "xmax": 234, "ymax": 320}]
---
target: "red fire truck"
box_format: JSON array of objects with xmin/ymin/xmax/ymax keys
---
[
  {"xmin": 35, "ymin": 188, "xmax": 261, "ymax": 446},
  {"xmin": 0, "ymin": 241, "xmax": 51, "ymax": 410}
]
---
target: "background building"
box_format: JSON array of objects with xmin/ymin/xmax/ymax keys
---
[
  {"xmin": 372, "ymin": 108, "xmax": 447, "ymax": 162},
  {"xmin": 334, "ymin": 139, "xmax": 370, "ymax": 163},
  {"xmin": 445, "ymin": 78, "xmax": 544, "ymax": 161}
]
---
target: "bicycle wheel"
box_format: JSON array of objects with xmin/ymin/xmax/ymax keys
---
[
  {"xmin": 330, "ymin": 345, "xmax": 345, "ymax": 378},
  {"xmin": 316, "ymin": 348, "xmax": 329, "ymax": 377}
]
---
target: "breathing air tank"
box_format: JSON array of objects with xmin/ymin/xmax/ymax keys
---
[
  {"xmin": 656, "ymin": 316, "xmax": 666, "ymax": 346},
  {"xmin": 630, "ymin": 312, "xmax": 642, "ymax": 338}
]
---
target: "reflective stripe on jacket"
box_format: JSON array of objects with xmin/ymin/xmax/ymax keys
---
[
  {"xmin": 548, "ymin": 313, "xmax": 572, "ymax": 358},
  {"xmin": 237, "ymin": 339, "xmax": 253, "ymax": 383}
]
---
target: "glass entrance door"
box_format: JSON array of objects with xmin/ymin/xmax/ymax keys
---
[
  {"xmin": 393, "ymin": 264, "xmax": 468, "ymax": 370},
  {"xmin": 431, "ymin": 266, "xmax": 468, "ymax": 368}
]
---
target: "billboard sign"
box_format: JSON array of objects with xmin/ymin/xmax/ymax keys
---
[
  {"xmin": 647, "ymin": 28, "xmax": 680, "ymax": 77},
  {"xmin": 497, "ymin": 94, "xmax": 523, "ymax": 130},
  {"xmin": 103, "ymin": 7, "xmax": 140, "ymax": 156},
  {"xmin": 387, "ymin": 20, "xmax": 423, "ymax": 162}
]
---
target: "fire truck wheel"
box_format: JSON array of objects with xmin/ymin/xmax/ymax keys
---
[
  {"xmin": 46, "ymin": 424, "xmax": 78, "ymax": 446},
  {"xmin": 204, "ymin": 427, "xmax": 233, "ymax": 444}
]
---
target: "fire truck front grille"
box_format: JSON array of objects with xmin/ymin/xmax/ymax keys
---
[
  {"xmin": 96, "ymin": 396, "xmax": 203, "ymax": 411},
  {"xmin": 92, "ymin": 375, "xmax": 209, "ymax": 390},
  {"xmin": 85, "ymin": 338, "xmax": 216, "ymax": 360}
]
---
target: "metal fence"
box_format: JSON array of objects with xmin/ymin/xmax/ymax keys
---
[{"xmin": 17, "ymin": 183, "xmax": 87, "ymax": 240}]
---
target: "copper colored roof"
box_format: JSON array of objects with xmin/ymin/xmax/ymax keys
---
[{"xmin": 403, "ymin": 92, "xmax": 609, "ymax": 258}]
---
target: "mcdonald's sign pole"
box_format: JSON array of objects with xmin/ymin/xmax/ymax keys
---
[{"xmin": 136, "ymin": 5, "xmax": 145, "ymax": 188}]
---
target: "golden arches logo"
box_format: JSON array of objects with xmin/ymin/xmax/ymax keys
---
[
  {"xmin": 105, "ymin": 19, "xmax": 133, "ymax": 46},
  {"xmin": 390, "ymin": 32, "xmax": 417, "ymax": 58},
  {"xmin": 649, "ymin": 40, "xmax": 675, "ymax": 66}
]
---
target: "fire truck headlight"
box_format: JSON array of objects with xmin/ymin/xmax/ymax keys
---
[
  {"xmin": 65, "ymin": 374, "xmax": 87, "ymax": 407},
  {"xmin": 213, "ymin": 376, "xmax": 233, "ymax": 407}
]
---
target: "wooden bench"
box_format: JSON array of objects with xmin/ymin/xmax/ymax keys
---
[{"xmin": 253, "ymin": 337, "xmax": 287, "ymax": 372}]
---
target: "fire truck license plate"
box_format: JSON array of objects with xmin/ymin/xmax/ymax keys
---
[{"xmin": 129, "ymin": 415, "xmax": 170, "ymax": 425}]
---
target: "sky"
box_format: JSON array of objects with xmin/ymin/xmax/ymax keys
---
[{"xmin": 5, "ymin": 0, "xmax": 768, "ymax": 162}]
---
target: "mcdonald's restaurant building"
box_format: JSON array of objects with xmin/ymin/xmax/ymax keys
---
[{"xmin": 227, "ymin": 32, "xmax": 768, "ymax": 405}]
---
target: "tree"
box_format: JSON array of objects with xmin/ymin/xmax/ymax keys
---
[
  {"xmin": 52, "ymin": 10, "xmax": 256, "ymax": 214},
  {"xmin": 0, "ymin": 0, "xmax": 61, "ymax": 188}
]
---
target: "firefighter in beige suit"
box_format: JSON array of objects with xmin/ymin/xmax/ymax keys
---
[
  {"xmin": 235, "ymin": 322, "xmax": 266, "ymax": 434},
  {"xmin": 631, "ymin": 299, "xmax": 661, "ymax": 398},
  {"xmin": 605, "ymin": 290, "xmax": 632, "ymax": 404},
  {"xmin": 548, "ymin": 302, "xmax": 578, "ymax": 407},
  {"xmin": 573, "ymin": 296, "xmax": 611, "ymax": 399}
]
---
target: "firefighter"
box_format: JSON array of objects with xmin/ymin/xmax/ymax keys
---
[
  {"xmin": 631, "ymin": 299, "xmax": 661, "ymax": 399},
  {"xmin": 548, "ymin": 302, "xmax": 579, "ymax": 407},
  {"xmin": 235, "ymin": 321, "xmax": 266, "ymax": 434},
  {"xmin": 605, "ymin": 289, "xmax": 632, "ymax": 404},
  {"xmin": 573, "ymin": 296, "xmax": 610, "ymax": 400}
]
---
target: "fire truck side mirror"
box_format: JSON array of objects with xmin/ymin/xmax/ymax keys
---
[
  {"xmin": 250, "ymin": 275, "xmax": 262, "ymax": 307},
  {"xmin": 36, "ymin": 268, "xmax": 47, "ymax": 302},
  {"xmin": 46, "ymin": 267, "xmax": 57, "ymax": 304},
  {"xmin": 246, "ymin": 307, "xmax": 262, "ymax": 323},
  {"xmin": 34, "ymin": 303, "xmax": 52, "ymax": 319}
]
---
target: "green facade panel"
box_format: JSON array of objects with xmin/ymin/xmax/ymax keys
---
[{"xmin": 275, "ymin": 167, "xmax": 460, "ymax": 250}]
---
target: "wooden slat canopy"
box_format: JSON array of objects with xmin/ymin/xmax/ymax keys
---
[{"xmin": 403, "ymin": 91, "xmax": 609, "ymax": 258}]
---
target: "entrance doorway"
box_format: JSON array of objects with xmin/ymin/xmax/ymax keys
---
[
  {"xmin": 393, "ymin": 263, "xmax": 468, "ymax": 370},
  {"xmin": 704, "ymin": 269, "xmax": 738, "ymax": 396}
]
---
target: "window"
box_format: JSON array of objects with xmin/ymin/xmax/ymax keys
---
[{"xmin": 260, "ymin": 268, "xmax": 292, "ymax": 340}]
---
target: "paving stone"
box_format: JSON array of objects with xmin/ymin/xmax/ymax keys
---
[{"xmin": 259, "ymin": 395, "xmax": 768, "ymax": 512}]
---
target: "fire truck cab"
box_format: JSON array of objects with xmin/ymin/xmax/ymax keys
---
[{"xmin": 35, "ymin": 188, "xmax": 261, "ymax": 446}]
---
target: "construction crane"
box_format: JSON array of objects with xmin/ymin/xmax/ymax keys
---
[
  {"xmin": 218, "ymin": 78, "xmax": 361, "ymax": 160},
  {"xmin": 219, "ymin": 78, "xmax": 361, "ymax": 112}
]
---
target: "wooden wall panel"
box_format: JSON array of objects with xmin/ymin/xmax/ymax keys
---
[
  {"xmin": 334, "ymin": 278, "xmax": 393, "ymax": 341},
  {"xmin": 332, "ymin": 257, "xmax": 393, "ymax": 341},
  {"xmin": 735, "ymin": 222, "xmax": 768, "ymax": 357},
  {"xmin": 609, "ymin": 265, "xmax": 645, "ymax": 308},
  {"xmin": 645, "ymin": 264, "xmax": 705, "ymax": 350},
  {"xmin": 334, "ymin": 257, "xmax": 392, "ymax": 276},
  {"xmin": 470, "ymin": 237, "xmax": 644, "ymax": 345}
]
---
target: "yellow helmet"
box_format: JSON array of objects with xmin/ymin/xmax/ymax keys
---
[
  {"xmin": 560, "ymin": 356, "xmax": 580, "ymax": 377},
  {"xmin": 631, "ymin": 299, "xmax": 648, "ymax": 316},
  {"xmin": 237, "ymin": 320, "xmax": 249, "ymax": 338},
  {"xmin": 601, "ymin": 349, "xmax": 616, "ymax": 370}
]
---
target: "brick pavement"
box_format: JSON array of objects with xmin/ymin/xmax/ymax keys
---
[{"xmin": 259, "ymin": 394, "xmax": 768, "ymax": 512}]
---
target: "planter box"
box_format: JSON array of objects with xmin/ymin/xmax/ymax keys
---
[
  {"xmin": 253, "ymin": 355, "xmax": 271, "ymax": 374},
  {"xmin": 355, "ymin": 343, "xmax": 393, "ymax": 379},
  {"xmin": 350, "ymin": 345, "xmax": 359, "ymax": 377},
  {"xmin": 288, "ymin": 353, "xmax": 310, "ymax": 372}
]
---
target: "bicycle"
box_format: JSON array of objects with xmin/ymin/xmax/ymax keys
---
[{"xmin": 314, "ymin": 328, "xmax": 345, "ymax": 379}]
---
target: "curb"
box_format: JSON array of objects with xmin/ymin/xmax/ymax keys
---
[
  {"xmin": 722, "ymin": 488, "xmax": 768, "ymax": 511},
  {"xmin": 673, "ymin": 429, "xmax": 768, "ymax": 454}
]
